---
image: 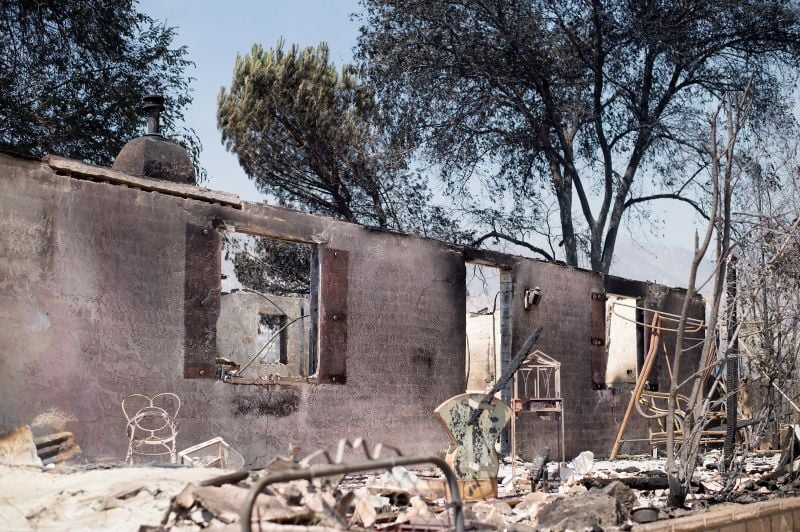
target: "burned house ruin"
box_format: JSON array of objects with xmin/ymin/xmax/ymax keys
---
[{"xmin": 0, "ymin": 140, "xmax": 704, "ymax": 466}]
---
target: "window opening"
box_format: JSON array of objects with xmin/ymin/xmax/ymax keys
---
[
  {"xmin": 257, "ymin": 314, "xmax": 287, "ymax": 364},
  {"xmin": 217, "ymin": 232, "xmax": 317, "ymax": 382},
  {"xmin": 605, "ymin": 298, "xmax": 705, "ymax": 391}
]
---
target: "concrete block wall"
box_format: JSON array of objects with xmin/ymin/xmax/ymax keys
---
[
  {"xmin": 511, "ymin": 260, "xmax": 631, "ymax": 458},
  {"xmin": 0, "ymin": 155, "xmax": 465, "ymax": 466},
  {"xmin": 510, "ymin": 262, "xmax": 705, "ymax": 460},
  {"xmin": 0, "ymin": 153, "xmax": 703, "ymax": 467}
]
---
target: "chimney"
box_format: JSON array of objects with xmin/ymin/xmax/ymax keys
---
[{"xmin": 112, "ymin": 94, "xmax": 196, "ymax": 185}]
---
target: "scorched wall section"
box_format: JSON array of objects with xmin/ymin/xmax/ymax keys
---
[
  {"xmin": 0, "ymin": 155, "xmax": 466, "ymax": 466},
  {"xmin": 510, "ymin": 260, "xmax": 705, "ymax": 459}
]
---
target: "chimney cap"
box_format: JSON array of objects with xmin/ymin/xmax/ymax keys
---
[
  {"xmin": 143, "ymin": 94, "xmax": 165, "ymax": 109},
  {"xmin": 142, "ymin": 94, "xmax": 165, "ymax": 136}
]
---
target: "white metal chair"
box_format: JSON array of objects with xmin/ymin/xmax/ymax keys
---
[{"xmin": 122, "ymin": 393, "xmax": 181, "ymax": 464}]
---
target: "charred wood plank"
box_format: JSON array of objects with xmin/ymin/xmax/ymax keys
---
[{"xmin": 581, "ymin": 472, "xmax": 700, "ymax": 491}]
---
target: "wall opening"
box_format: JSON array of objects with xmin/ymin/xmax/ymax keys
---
[
  {"xmin": 257, "ymin": 313, "xmax": 287, "ymax": 364},
  {"xmin": 465, "ymin": 263, "xmax": 503, "ymax": 393},
  {"xmin": 217, "ymin": 232, "xmax": 317, "ymax": 382},
  {"xmin": 604, "ymin": 294, "xmax": 642, "ymax": 387}
]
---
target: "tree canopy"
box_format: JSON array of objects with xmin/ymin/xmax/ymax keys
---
[
  {"xmin": 357, "ymin": 0, "xmax": 800, "ymax": 272},
  {"xmin": 0, "ymin": 0, "xmax": 199, "ymax": 171},
  {"xmin": 218, "ymin": 40, "xmax": 465, "ymax": 240},
  {"xmin": 225, "ymin": 236, "xmax": 312, "ymax": 296}
]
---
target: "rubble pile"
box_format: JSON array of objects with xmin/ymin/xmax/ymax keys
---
[
  {"xmin": 3, "ymin": 422, "xmax": 800, "ymax": 531},
  {"xmin": 154, "ymin": 462, "xmax": 636, "ymax": 531},
  {"xmin": 0, "ymin": 464, "xmax": 229, "ymax": 531},
  {"xmin": 0, "ymin": 449, "xmax": 796, "ymax": 531}
]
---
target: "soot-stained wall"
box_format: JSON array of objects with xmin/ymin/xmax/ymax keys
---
[
  {"xmin": 0, "ymin": 154, "xmax": 703, "ymax": 464},
  {"xmin": 0, "ymin": 155, "xmax": 466, "ymax": 466},
  {"xmin": 510, "ymin": 261, "xmax": 706, "ymax": 459}
]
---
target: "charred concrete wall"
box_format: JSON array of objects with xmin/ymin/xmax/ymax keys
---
[
  {"xmin": 0, "ymin": 154, "xmax": 703, "ymax": 465},
  {"xmin": 217, "ymin": 292, "xmax": 309, "ymax": 377},
  {"xmin": 510, "ymin": 262, "xmax": 705, "ymax": 459},
  {"xmin": 0, "ymin": 155, "xmax": 465, "ymax": 466}
]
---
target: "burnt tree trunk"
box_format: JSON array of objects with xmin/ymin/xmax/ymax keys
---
[{"xmin": 724, "ymin": 256, "xmax": 739, "ymax": 469}]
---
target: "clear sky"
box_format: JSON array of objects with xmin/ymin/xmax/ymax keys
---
[
  {"xmin": 139, "ymin": 0, "xmax": 361, "ymax": 201},
  {"xmin": 138, "ymin": 0, "xmax": 710, "ymax": 286}
]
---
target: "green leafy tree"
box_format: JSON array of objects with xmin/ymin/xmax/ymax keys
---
[
  {"xmin": 218, "ymin": 40, "xmax": 464, "ymax": 238},
  {"xmin": 0, "ymin": 0, "xmax": 201, "ymax": 175},
  {"xmin": 357, "ymin": 0, "xmax": 800, "ymax": 272},
  {"xmin": 218, "ymin": 40, "xmax": 470, "ymax": 294}
]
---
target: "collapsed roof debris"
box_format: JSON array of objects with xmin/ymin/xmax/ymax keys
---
[{"xmin": 3, "ymin": 419, "xmax": 800, "ymax": 531}]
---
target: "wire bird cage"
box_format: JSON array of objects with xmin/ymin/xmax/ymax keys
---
[
  {"xmin": 511, "ymin": 349, "xmax": 565, "ymax": 469},
  {"xmin": 514, "ymin": 349, "xmax": 562, "ymax": 406}
]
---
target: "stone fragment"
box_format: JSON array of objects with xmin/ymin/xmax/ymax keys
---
[
  {"xmin": 350, "ymin": 496, "xmax": 377, "ymax": 528},
  {"xmin": 506, "ymin": 523, "xmax": 536, "ymax": 532},
  {"xmin": 703, "ymin": 455, "xmax": 719, "ymax": 470},
  {"xmin": 572, "ymin": 451, "xmax": 594, "ymax": 475},
  {"xmin": 304, "ymin": 491, "xmax": 346, "ymax": 527},
  {"xmin": 701, "ymin": 479, "xmax": 724, "ymax": 493},
  {"xmin": 406, "ymin": 495, "xmax": 433, "ymax": 519},
  {"xmin": 513, "ymin": 492, "xmax": 551, "ymax": 521},
  {"xmin": 474, "ymin": 499, "xmax": 513, "ymax": 515},
  {"xmin": 602, "ymin": 480, "xmax": 636, "ymax": 515},
  {"xmin": 371, "ymin": 466, "xmax": 422, "ymax": 491},
  {"xmin": 537, "ymin": 491, "xmax": 625, "ymax": 531},
  {"xmin": 353, "ymin": 486, "xmax": 390, "ymax": 511},
  {"xmin": 469, "ymin": 501, "xmax": 508, "ymax": 529},
  {"xmin": 174, "ymin": 484, "xmax": 195, "ymax": 510},
  {"xmin": 189, "ymin": 507, "xmax": 211, "ymax": 525},
  {"xmin": 216, "ymin": 510, "xmax": 238, "ymax": 524},
  {"xmin": 558, "ymin": 482, "xmax": 588, "ymax": 495}
]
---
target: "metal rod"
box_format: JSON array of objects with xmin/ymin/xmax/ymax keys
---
[
  {"xmin": 610, "ymin": 300, "xmax": 705, "ymax": 333},
  {"xmin": 240, "ymin": 455, "xmax": 464, "ymax": 532},
  {"xmin": 511, "ymin": 372, "xmax": 518, "ymax": 488},
  {"xmin": 724, "ymin": 256, "xmax": 739, "ymax": 469}
]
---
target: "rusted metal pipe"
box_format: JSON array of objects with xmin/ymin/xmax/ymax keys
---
[{"xmin": 240, "ymin": 454, "xmax": 464, "ymax": 532}]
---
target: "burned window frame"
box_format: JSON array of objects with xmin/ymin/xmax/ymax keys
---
[
  {"xmin": 184, "ymin": 224, "xmax": 349, "ymax": 384},
  {"xmin": 183, "ymin": 225, "xmax": 348, "ymax": 386}
]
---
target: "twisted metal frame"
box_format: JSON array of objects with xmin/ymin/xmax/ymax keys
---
[{"xmin": 235, "ymin": 438, "xmax": 464, "ymax": 532}]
